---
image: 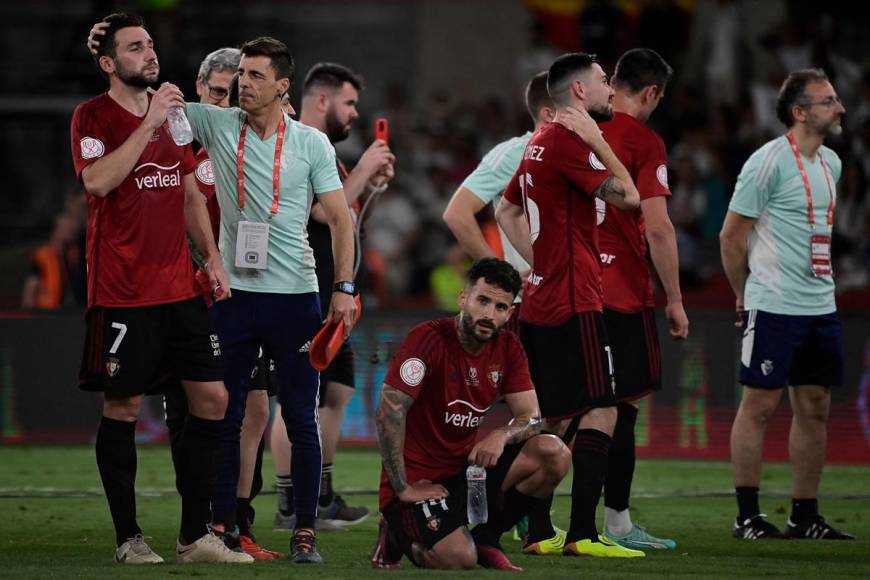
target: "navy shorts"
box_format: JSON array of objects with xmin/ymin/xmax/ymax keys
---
[{"xmin": 739, "ymin": 310, "xmax": 844, "ymax": 389}]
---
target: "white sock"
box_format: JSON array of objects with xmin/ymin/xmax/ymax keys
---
[{"xmin": 605, "ymin": 507, "xmax": 633, "ymax": 536}]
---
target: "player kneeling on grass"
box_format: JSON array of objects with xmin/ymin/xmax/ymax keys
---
[{"xmin": 370, "ymin": 258, "xmax": 571, "ymax": 571}]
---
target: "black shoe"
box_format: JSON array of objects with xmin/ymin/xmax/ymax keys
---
[
  {"xmin": 784, "ymin": 516, "xmax": 855, "ymax": 540},
  {"xmin": 733, "ymin": 514, "xmax": 784, "ymax": 540}
]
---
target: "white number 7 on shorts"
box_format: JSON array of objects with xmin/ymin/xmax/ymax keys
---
[{"xmin": 109, "ymin": 322, "xmax": 128, "ymax": 355}]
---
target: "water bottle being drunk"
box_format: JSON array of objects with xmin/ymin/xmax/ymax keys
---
[
  {"xmin": 466, "ymin": 464, "xmax": 488, "ymax": 524},
  {"xmin": 166, "ymin": 106, "xmax": 193, "ymax": 146}
]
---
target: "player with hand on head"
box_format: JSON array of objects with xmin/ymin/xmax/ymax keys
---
[{"xmin": 496, "ymin": 52, "xmax": 645, "ymax": 559}]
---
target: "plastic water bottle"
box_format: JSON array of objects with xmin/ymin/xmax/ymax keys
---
[
  {"xmin": 466, "ymin": 464, "xmax": 488, "ymax": 524},
  {"xmin": 167, "ymin": 106, "xmax": 193, "ymax": 146}
]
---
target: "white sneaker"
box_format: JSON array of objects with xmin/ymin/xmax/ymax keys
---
[
  {"xmin": 115, "ymin": 534, "xmax": 164, "ymax": 564},
  {"xmin": 176, "ymin": 532, "xmax": 255, "ymax": 564}
]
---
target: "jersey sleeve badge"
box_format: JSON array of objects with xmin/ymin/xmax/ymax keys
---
[
  {"xmin": 399, "ymin": 357, "xmax": 426, "ymax": 387},
  {"xmin": 80, "ymin": 137, "xmax": 105, "ymax": 160}
]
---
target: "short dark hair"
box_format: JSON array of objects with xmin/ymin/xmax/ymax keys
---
[
  {"xmin": 547, "ymin": 52, "xmax": 598, "ymax": 106},
  {"xmin": 466, "ymin": 258, "xmax": 522, "ymax": 297},
  {"xmin": 94, "ymin": 13, "xmax": 146, "ymax": 61},
  {"xmin": 776, "ymin": 68, "xmax": 830, "ymax": 127},
  {"xmin": 302, "ymin": 62, "xmax": 365, "ymax": 95},
  {"xmin": 240, "ymin": 36, "xmax": 294, "ymax": 84},
  {"xmin": 525, "ymin": 71, "xmax": 552, "ymax": 120},
  {"xmin": 612, "ymin": 48, "xmax": 673, "ymax": 94}
]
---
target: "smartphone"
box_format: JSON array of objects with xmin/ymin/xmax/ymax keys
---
[{"xmin": 374, "ymin": 118, "xmax": 389, "ymax": 144}]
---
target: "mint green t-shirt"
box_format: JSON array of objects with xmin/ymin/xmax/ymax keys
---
[
  {"xmin": 729, "ymin": 135, "xmax": 841, "ymax": 315},
  {"xmin": 187, "ymin": 104, "xmax": 342, "ymax": 294},
  {"xmin": 461, "ymin": 132, "xmax": 532, "ymax": 272}
]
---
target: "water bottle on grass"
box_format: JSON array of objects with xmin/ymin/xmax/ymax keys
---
[{"xmin": 466, "ymin": 464, "xmax": 488, "ymax": 524}]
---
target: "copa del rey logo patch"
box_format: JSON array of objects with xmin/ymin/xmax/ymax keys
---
[
  {"xmin": 399, "ymin": 358, "xmax": 425, "ymax": 387},
  {"xmin": 656, "ymin": 164, "xmax": 669, "ymax": 188},
  {"xmin": 195, "ymin": 158, "xmax": 215, "ymax": 186},
  {"xmin": 80, "ymin": 137, "xmax": 105, "ymax": 159},
  {"xmin": 588, "ymin": 151, "xmax": 606, "ymax": 171}
]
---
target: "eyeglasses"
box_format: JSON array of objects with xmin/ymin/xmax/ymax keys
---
[
  {"xmin": 800, "ymin": 96, "xmax": 842, "ymax": 108},
  {"xmin": 206, "ymin": 84, "xmax": 230, "ymax": 100}
]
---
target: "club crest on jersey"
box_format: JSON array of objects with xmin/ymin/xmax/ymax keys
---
[
  {"xmin": 400, "ymin": 358, "xmax": 426, "ymax": 387},
  {"xmin": 656, "ymin": 164, "xmax": 669, "ymax": 188},
  {"xmin": 106, "ymin": 357, "xmax": 121, "ymax": 377},
  {"xmin": 80, "ymin": 137, "xmax": 105, "ymax": 159},
  {"xmin": 195, "ymin": 158, "xmax": 215, "ymax": 186},
  {"xmin": 487, "ymin": 365, "xmax": 502, "ymax": 388},
  {"xmin": 588, "ymin": 152, "xmax": 606, "ymax": 171}
]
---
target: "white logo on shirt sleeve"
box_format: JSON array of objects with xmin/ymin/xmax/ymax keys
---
[
  {"xmin": 588, "ymin": 152, "xmax": 606, "ymax": 171},
  {"xmin": 195, "ymin": 158, "xmax": 215, "ymax": 185},
  {"xmin": 399, "ymin": 358, "xmax": 426, "ymax": 387},
  {"xmin": 656, "ymin": 164, "xmax": 669, "ymax": 188},
  {"xmin": 80, "ymin": 137, "xmax": 105, "ymax": 160}
]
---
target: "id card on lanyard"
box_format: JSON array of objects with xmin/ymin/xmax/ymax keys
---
[
  {"xmin": 786, "ymin": 132, "xmax": 835, "ymax": 277},
  {"xmin": 234, "ymin": 115, "xmax": 286, "ymax": 270}
]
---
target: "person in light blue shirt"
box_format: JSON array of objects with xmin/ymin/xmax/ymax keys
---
[
  {"xmin": 443, "ymin": 72, "xmax": 554, "ymax": 276},
  {"xmin": 185, "ymin": 37, "xmax": 357, "ymax": 564},
  {"xmin": 720, "ymin": 68, "xmax": 853, "ymax": 541}
]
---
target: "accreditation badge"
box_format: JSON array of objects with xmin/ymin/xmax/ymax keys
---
[
  {"xmin": 234, "ymin": 220, "xmax": 270, "ymax": 270},
  {"xmin": 809, "ymin": 232, "xmax": 832, "ymax": 277}
]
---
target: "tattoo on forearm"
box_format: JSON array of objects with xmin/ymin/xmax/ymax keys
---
[
  {"xmin": 500, "ymin": 414, "xmax": 542, "ymax": 444},
  {"xmin": 593, "ymin": 176, "xmax": 626, "ymax": 202},
  {"xmin": 375, "ymin": 386, "xmax": 415, "ymax": 494}
]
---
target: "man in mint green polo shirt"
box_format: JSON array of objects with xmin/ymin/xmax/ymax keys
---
[
  {"xmin": 185, "ymin": 37, "xmax": 357, "ymax": 564},
  {"xmin": 443, "ymin": 71, "xmax": 554, "ymax": 276},
  {"xmin": 720, "ymin": 68, "xmax": 853, "ymax": 541}
]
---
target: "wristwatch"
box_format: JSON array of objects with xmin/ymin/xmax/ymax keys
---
[{"xmin": 333, "ymin": 280, "xmax": 355, "ymax": 295}]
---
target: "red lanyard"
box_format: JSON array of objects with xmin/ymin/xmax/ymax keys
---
[
  {"xmin": 237, "ymin": 115, "xmax": 286, "ymax": 216},
  {"xmin": 786, "ymin": 132, "xmax": 834, "ymax": 230}
]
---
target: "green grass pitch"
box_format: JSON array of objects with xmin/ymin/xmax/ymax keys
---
[{"xmin": 2, "ymin": 447, "xmax": 868, "ymax": 578}]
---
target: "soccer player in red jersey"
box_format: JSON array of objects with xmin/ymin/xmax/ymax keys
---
[
  {"xmin": 596, "ymin": 48, "xmax": 688, "ymax": 551},
  {"xmin": 370, "ymin": 258, "xmax": 570, "ymax": 571},
  {"xmin": 496, "ymin": 53, "xmax": 644, "ymax": 558},
  {"xmin": 71, "ymin": 13, "xmax": 250, "ymax": 564}
]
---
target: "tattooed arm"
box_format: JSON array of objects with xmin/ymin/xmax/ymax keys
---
[
  {"xmin": 559, "ymin": 106, "xmax": 640, "ymax": 210},
  {"xmin": 501, "ymin": 390, "xmax": 543, "ymax": 443},
  {"xmin": 467, "ymin": 390, "xmax": 542, "ymax": 468},
  {"xmin": 375, "ymin": 384, "xmax": 447, "ymax": 502},
  {"xmin": 594, "ymin": 175, "xmax": 640, "ymax": 210}
]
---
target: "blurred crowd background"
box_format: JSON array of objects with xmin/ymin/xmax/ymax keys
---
[{"xmin": 2, "ymin": 0, "xmax": 869, "ymax": 312}]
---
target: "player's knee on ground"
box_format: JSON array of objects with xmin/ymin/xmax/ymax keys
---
[
  {"xmin": 427, "ymin": 530, "xmax": 477, "ymax": 570},
  {"xmin": 186, "ymin": 381, "xmax": 228, "ymax": 420},
  {"xmin": 103, "ymin": 395, "xmax": 143, "ymax": 422},
  {"xmin": 526, "ymin": 434, "xmax": 571, "ymax": 484}
]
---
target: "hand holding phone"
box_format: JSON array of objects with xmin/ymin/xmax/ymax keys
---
[{"xmin": 375, "ymin": 118, "xmax": 389, "ymax": 144}]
